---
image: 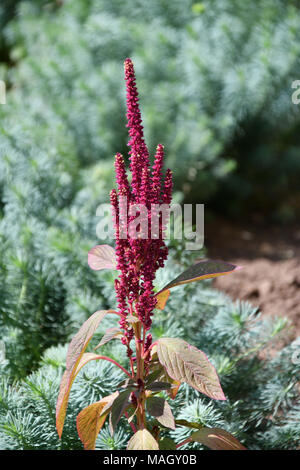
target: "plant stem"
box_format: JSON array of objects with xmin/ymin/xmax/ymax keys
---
[
  {"xmin": 176, "ymin": 437, "xmax": 191, "ymax": 449},
  {"xmin": 124, "ymin": 411, "xmax": 137, "ymax": 433},
  {"xmin": 128, "ymin": 301, "xmax": 136, "ymax": 377},
  {"xmin": 96, "ymin": 356, "xmax": 132, "ymax": 378},
  {"xmin": 133, "ymin": 314, "xmax": 147, "ymax": 430}
]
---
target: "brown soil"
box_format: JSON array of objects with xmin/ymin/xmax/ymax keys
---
[{"xmin": 205, "ymin": 217, "xmax": 300, "ymax": 340}]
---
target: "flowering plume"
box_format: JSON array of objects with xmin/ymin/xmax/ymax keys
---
[{"xmin": 111, "ymin": 58, "xmax": 173, "ymax": 356}]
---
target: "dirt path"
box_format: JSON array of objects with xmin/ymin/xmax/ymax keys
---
[{"xmin": 205, "ymin": 218, "xmax": 300, "ymax": 339}]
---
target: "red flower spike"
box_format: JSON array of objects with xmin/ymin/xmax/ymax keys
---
[
  {"xmin": 112, "ymin": 58, "xmax": 172, "ymax": 348},
  {"xmin": 151, "ymin": 144, "xmax": 164, "ymax": 204}
]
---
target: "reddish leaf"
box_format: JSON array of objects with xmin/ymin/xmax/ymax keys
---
[
  {"xmin": 155, "ymin": 260, "xmax": 241, "ymax": 310},
  {"xmin": 157, "ymin": 337, "xmax": 226, "ymax": 400},
  {"xmin": 77, "ymin": 392, "xmax": 119, "ymax": 450},
  {"xmin": 94, "ymin": 327, "xmax": 122, "ymax": 350},
  {"xmin": 146, "ymin": 397, "xmax": 175, "ymax": 430},
  {"xmin": 146, "ymin": 353, "xmax": 181, "ymax": 399},
  {"xmin": 127, "ymin": 429, "xmax": 159, "ymax": 450},
  {"xmin": 56, "ymin": 310, "xmax": 113, "ymax": 438},
  {"xmin": 146, "ymin": 381, "xmax": 171, "ymax": 392},
  {"xmin": 190, "ymin": 427, "xmax": 246, "ymax": 450},
  {"xmin": 163, "ymin": 376, "xmax": 181, "ymax": 400},
  {"xmin": 76, "ymin": 352, "xmax": 104, "ymax": 370},
  {"xmin": 145, "ymin": 367, "xmax": 164, "ymax": 386},
  {"xmin": 88, "ymin": 245, "xmax": 117, "ymax": 271}
]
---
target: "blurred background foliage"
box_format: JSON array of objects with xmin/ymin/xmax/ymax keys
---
[
  {"xmin": 1, "ymin": 0, "xmax": 300, "ymax": 220},
  {"xmin": 0, "ymin": 0, "xmax": 299, "ymax": 449}
]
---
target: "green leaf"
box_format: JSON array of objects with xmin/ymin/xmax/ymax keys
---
[
  {"xmin": 88, "ymin": 245, "xmax": 117, "ymax": 271},
  {"xmin": 94, "ymin": 327, "xmax": 122, "ymax": 349},
  {"xmin": 175, "ymin": 419, "xmax": 202, "ymax": 429},
  {"xmin": 146, "ymin": 396, "xmax": 175, "ymax": 430},
  {"xmin": 156, "ymin": 337, "xmax": 225, "ymax": 400},
  {"xmin": 161, "ymin": 259, "xmax": 240, "ymax": 289},
  {"xmin": 56, "ymin": 310, "xmax": 114, "ymax": 438},
  {"xmin": 76, "ymin": 392, "xmax": 119, "ymax": 450},
  {"xmin": 118, "ymin": 378, "xmax": 136, "ymax": 389},
  {"xmin": 159, "ymin": 437, "xmax": 177, "ymax": 450},
  {"xmin": 190, "ymin": 427, "xmax": 246, "ymax": 450},
  {"xmin": 109, "ymin": 389, "xmax": 133, "ymax": 435},
  {"xmin": 144, "ymin": 368, "xmax": 163, "ymax": 386},
  {"xmin": 155, "ymin": 260, "xmax": 240, "ymax": 310},
  {"xmin": 146, "ymin": 381, "xmax": 171, "ymax": 392},
  {"xmin": 127, "ymin": 429, "xmax": 159, "ymax": 450}
]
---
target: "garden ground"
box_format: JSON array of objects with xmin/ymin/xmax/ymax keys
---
[{"xmin": 206, "ymin": 218, "xmax": 300, "ymax": 340}]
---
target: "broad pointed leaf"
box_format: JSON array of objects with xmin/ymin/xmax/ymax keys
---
[
  {"xmin": 94, "ymin": 327, "xmax": 122, "ymax": 349},
  {"xmin": 146, "ymin": 360, "xmax": 180, "ymax": 399},
  {"xmin": 76, "ymin": 352, "xmax": 105, "ymax": 371},
  {"xmin": 88, "ymin": 245, "xmax": 117, "ymax": 271},
  {"xmin": 162, "ymin": 375, "xmax": 181, "ymax": 400},
  {"xmin": 56, "ymin": 310, "xmax": 112, "ymax": 438},
  {"xmin": 77, "ymin": 392, "xmax": 119, "ymax": 450},
  {"xmin": 190, "ymin": 427, "xmax": 246, "ymax": 450},
  {"xmin": 146, "ymin": 381, "xmax": 171, "ymax": 392},
  {"xmin": 155, "ymin": 260, "xmax": 240, "ymax": 310},
  {"xmin": 109, "ymin": 388, "xmax": 133, "ymax": 436},
  {"xmin": 146, "ymin": 397, "xmax": 175, "ymax": 430},
  {"xmin": 159, "ymin": 437, "xmax": 177, "ymax": 450},
  {"xmin": 145, "ymin": 368, "xmax": 163, "ymax": 386},
  {"xmin": 156, "ymin": 338, "xmax": 225, "ymax": 400},
  {"xmin": 127, "ymin": 429, "xmax": 159, "ymax": 450},
  {"xmin": 117, "ymin": 378, "xmax": 136, "ymax": 389}
]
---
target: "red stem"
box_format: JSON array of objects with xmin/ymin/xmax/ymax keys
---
[
  {"xmin": 176, "ymin": 437, "xmax": 191, "ymax": 449},
  {"xmin": 108, "ymin": 309, "xmax": 123, "ymax": 317},
  {"xmin": 96, "ymin": 356, "xmax": 132, "ymax": 378},
  {"xmin": 128, "ymin": 301, "xmax": 136, "ymax": 377},
  {"xmin": 124, "ymin": 411, "xmax": 137, "ymax": 433}
]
